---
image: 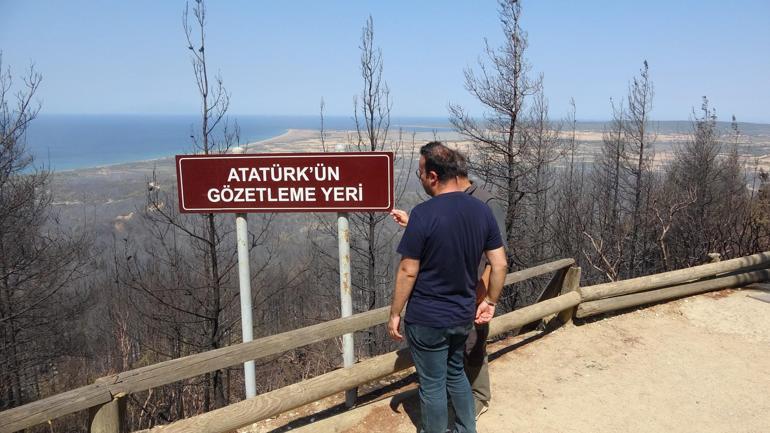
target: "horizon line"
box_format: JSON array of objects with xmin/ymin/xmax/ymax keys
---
[{"xmin": 35, "ymin": 112, "xmax": 770, "ymax": 126}]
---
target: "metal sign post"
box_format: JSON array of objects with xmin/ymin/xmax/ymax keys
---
[
  {"xmin": 337, "ymin": 212, "xmax": 356, "ymax": 407},
  {"xmin": 336, "ymin": 144, "xmax": 356, "ymax": 407},
  {"xmin": 236, "ymin": 213, "xmax": 257, "ymax": 398}
]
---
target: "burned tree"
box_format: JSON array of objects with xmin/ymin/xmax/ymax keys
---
[
  {"xmin": 315, "ymin": 16, "xmax": 414, "ymax": 356},
  {"xmin": 111, "ymin": 1, "xmax": 276, "ymax": 422},
  {"xmin": 623, "ymin": 61, "xmax": 656, "ymax": 277},
  {"xmin": 449, "ymin": 0, "xmax": 544, "ymax": 265},
  {"xmin": 0, "ymin": 56, "xmax": 91, "ymax": 410}
]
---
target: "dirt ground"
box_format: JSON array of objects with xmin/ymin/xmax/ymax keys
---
[{"xmin": 244, "ymin": 287, "xmax": 770, "ymax": 433}]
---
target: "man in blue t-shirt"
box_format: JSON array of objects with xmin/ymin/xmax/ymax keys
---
[
  {"xmin": 391, "ymin": 151, "xmax": 505, "ymax": 421},
  {"xmin": 388, "ymin": 142, "xmax": 507, "ymax": 433}
]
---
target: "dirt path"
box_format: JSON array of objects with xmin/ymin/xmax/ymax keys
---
[{"xmin": 246, "ymin": 288, "xmax": 770, "ymax": 433}]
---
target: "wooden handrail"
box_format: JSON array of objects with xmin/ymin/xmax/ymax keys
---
[
  {"xmin": 0, "ymin": 258, "xmax": 576, "ymax": 433},
  {"xmin": 6, "ymin": 252, "xmax": 763, "ymax": 433},
  {"xmin": 579, "ymin": 251, "xmax": 770, "ymax": 301},
  {"xmin": 140, "ymin": 257, "xmax": 770, "ymax": 433},
  {"xmin": 504, "ymin": 258, "xmax": 574, "ymax": 286},
  {"xmin": 137, "ymin": 255, "xmax": 770, "ymax": 433},
  {"xmin": 139, "ymin": 283, "xmax": 583, "ymax": 433},
  {"xmin": 576, "ymin": 269, "xmax": 770, "ymax": 318},
  {"xmin": 95, "ymin": 306, "xmax": 390, "ymax": 394},
  {"xmin": 0, "ymin": 385, "xmax": 113, "ymax": 433}
]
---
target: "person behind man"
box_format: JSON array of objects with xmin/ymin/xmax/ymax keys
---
[
  {"xmin": 390, "ymin": 150, "xmax": 505, "ymax": 420},
  {"xmin": 388, "ymin": 142, "xmax": 507, "ymax": 433}
]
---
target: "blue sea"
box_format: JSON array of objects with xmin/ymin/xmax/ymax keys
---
[{"xmin": 25, "ymin": 114, "xmax": 453, "ymax": 171}]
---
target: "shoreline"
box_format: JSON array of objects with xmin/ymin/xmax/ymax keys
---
[
  {"xmin": 50, "ymin": 124, "xmax": 770, "ymax": 176},
  {"xmin": 51, "ymin": 128, "xmax": 305, "ymax": 174},
  {"xmin": 50, "ymin": 128, "xmax": 457, "ymax": 174}
]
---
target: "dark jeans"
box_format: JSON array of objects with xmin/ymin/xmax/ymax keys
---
[{"xmin": 406, "ymin": 323, "xmax": 476, "ymax": 433}]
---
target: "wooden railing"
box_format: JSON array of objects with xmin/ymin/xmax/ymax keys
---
[
  {"xmin": 3, "ymin": 252, "xmax": 769, "ymax": 433},
  {"xmin": 0, "ymin": 258, "xmax": 574, "ymax": 433}
]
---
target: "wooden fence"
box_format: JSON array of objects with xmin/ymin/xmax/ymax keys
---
[{"xmin": 2, "ymin": 252, "xmax": 768, "ymax": 433}]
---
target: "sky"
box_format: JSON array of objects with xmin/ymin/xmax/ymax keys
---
[{"xmin": 1, "ymin": 0, "xmax": 769, "ymax": 122}]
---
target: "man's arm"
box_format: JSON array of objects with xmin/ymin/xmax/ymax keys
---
[
  {"xmin": 476, "ymin": 264, "xmax": 492, "ymax": 305},
  {"xmin": 475, "ymin": 246, "xmax": 507, "ymax": 324},
  {"xmin": 389, "ymin": 256, "xmax": 420, "ymax": 341}
]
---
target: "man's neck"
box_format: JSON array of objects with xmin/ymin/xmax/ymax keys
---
[
  {"xmin": 432, "ymin": 178, "xmax": 463, "ymax": 196},
  {"xmin": 457, "ymin": 176, "xmax": 471, "ymax": 191}
]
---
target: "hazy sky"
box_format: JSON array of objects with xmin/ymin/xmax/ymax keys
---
[{"xmin": 1, "ymin": 0, "xmax": 769, "ymax": 122}]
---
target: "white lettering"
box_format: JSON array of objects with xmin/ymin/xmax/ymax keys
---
[
  {"xmin": 321, "ymin": 186, "xmax": 332, "ymax": 201},
  {"xmin": 345, "ymin": 186, "xmax": 359, "ymax": 201},
  {"xmin": 328, "ymin": 166, "xmax": 340, "ymax": 181},
  {"xmin": 220, "ymin": 185, "xmax": 234, "ymax": 202},
  {"xmin": 208, "ymin": 188, "xmax": 220, "ymax": 202},
  {"xmin": 277, "ymin": 187, "xmax": 289, "ymax": 201},
  {"xmin": 297, "ymin": 166, "xmax": 310, "ymax": 181}
]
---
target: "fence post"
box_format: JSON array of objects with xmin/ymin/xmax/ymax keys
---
[
  {"xmin": 557, "ymin": 267, "xmax": 581, "ymax": 325},
  {"xmin": 89, "ymin": 393, "xmax": 126, "ymax": 433},
  {"xmin": 527, "ymin": 267, "xmax": 569, "ymax": 333}
]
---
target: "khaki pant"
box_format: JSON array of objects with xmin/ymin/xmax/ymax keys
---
[{"xmin": 463, "ymin": 323, "xmax": 490, "ymax": 403}]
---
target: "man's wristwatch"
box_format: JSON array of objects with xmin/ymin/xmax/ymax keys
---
[{"xmin": 483, "ymin": 296, "xmax": 496, "ymax": 307}]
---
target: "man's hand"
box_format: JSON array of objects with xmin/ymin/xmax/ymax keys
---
[
  {"xmin": 388, "ymin": 314, "xmax": 403, "ymax": 341},
  {"xmin": 475, "ymin": 300, "xmax": 495, "ymax": 325},
  {"xmin": 390, "ymin": 209, "xmax": 409, "ymax": 227}
]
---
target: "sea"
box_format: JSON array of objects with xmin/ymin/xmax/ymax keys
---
[
  {"xmin": 23, "ymin": 114, "xmax": 770, "ymax": 171},
  {"xmin": 24, "ymin": 114, "xmax": 454, "ymax": 171}
]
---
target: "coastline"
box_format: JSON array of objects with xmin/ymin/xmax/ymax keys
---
[
  {"xmin": 46, "ymin": 124, "xmax": 770, "ymax": 218},
  {"xmin": 49, "ymin": 124, "xmax": 770, "ymax": 180},
  {"xmin": 45, "ymin": 117, "xmax": 770, "ymax": 175},
  {"xmin": 50, "ymin": 128, "xmax": 298, "ymax": 174},
  {"xmin": 50, "ymin": 127, "xmax": 459, "ymax": 175}
]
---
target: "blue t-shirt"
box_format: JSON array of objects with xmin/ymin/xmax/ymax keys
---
[{"xmin": 397, "ymin": 191, "xmax": 503, "ymax": 328}]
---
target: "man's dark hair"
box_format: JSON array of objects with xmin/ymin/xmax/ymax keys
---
[{"xmin": 420, "ymin": 141, "xmax": 459, "ymax": 182}]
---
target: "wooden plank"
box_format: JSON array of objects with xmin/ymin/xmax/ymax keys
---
[
  {"xmin": 489, "ymin": 291, "xmax": 582, "ymax": 339},
  {"xmin": 576, "ymin": 269, "xmax": 770, "ymax": 318},
  {"xmin": 539, "ymin": 267, "xmax": 569, "ymax": 301},
  {"xmin": 137, "ymin": 289, "xmax": 583, "ymax": 433},
  {"xmin": 516, "ymin": 267, "xmax": 569, "ymax": 335},
  {"xmin": 578, "ymin": 251, "xmax": 770, "ymax": 301},
  {"xmin": 504, "ymin": 258, "xmax": 575, "ymax": 286},
  {"xmin": 0, "ymin": 385, "xmax": 112, "ymax": 433},
  {"xmin": 97, "ymin": 306, "xmax": 391, "ymax": 395},
  {"xmin": 89, "ymin": 394, "xmax": 126, "ymax": 433},
  {"xmin": 1, "ymin": 259, "xmax": 574, "ymax": 433},
  {"xmin": 137, "ymin": 348, "xmax": 415, "ymax": 433},
  {"xmin": 102, "ymin": 258, "xmax": 575, "ymax": 395},
  {"xmin": 557, "ymin": 267, "xmax": 582, "ymax": 325}
]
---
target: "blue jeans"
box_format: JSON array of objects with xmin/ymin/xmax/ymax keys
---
[{"xmin": 406, "ymin": 323, "xmax": 476, "ymax": 433}]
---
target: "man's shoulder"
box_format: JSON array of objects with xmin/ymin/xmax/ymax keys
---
[
  {"xmin": 409, "ymin": 199, "xmax": 437, "ymax": 224},
  {"xmin": 465, "ymin": 182, "xmax": 494, "ymax": 204},
  {"xmin": 411, "ymin": 198, "xmax": 432, "ymax": 215},
  {"xmin": 465, "ymin": 183, "xmax": 505, "ymax": 235}
]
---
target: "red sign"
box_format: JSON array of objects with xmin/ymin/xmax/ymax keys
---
[{"xmin": 175, "ymin": 152, "xmax": 394, "ymax": 213}]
